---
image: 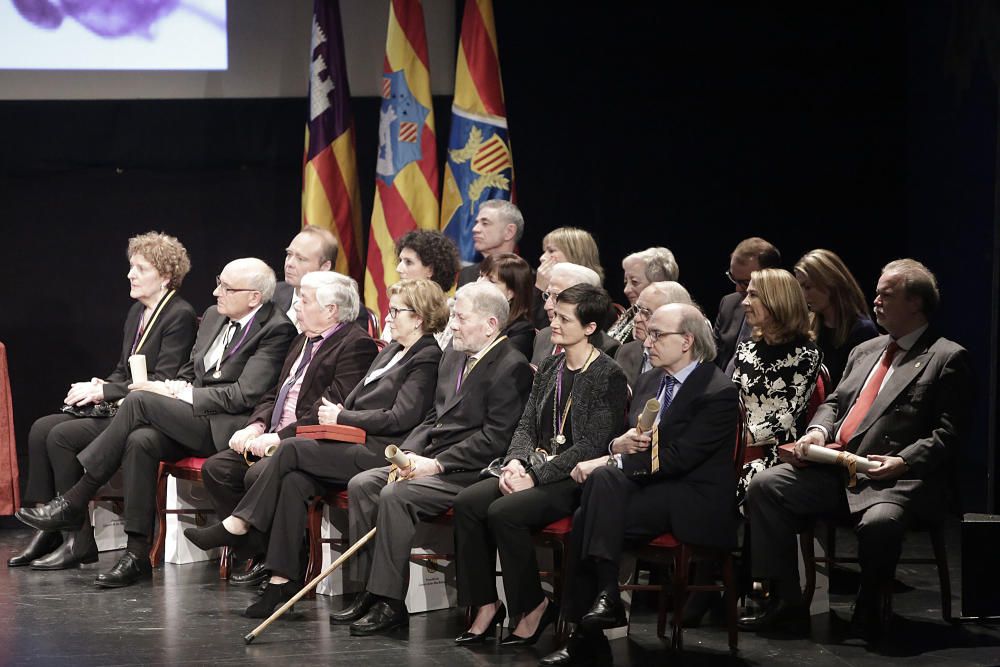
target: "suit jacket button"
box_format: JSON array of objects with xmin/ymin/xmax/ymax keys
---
[
  {"xmin": 883, "ymin": 435, "xmax": 890, "ymax": 443},
  {"xmin": 436, "ymin": 423, "xmax": 443, "ymax": 428}
]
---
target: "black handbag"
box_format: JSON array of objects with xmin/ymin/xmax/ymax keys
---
[
  {"xmin": 60, "ymin": 401, "xmax": 119, "ymax": 419},
  {"xmin": 480, "ymin": 449, "xmax": 548, "ymax": 479}
]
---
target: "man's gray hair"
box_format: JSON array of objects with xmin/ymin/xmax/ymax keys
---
[
  {"xmin": 646, "ymin": 280, "xmax": 691, "ymax": 306},
  {"xmin": 676, "ymin": 303, "xmax": 717, "ymax": 363},
  {"xmin": 243, "ymin": 259, "xmax": 277, "ymax": 303},
  {"xmin": 301, "ymin": 271, "xmax": 360, "ymax": 323},
  {"xmin": 626, "ymin": 247, "xmax": 679, "ymax": 282},
  {"xmin": 550, "ymin": 262, "xmax": 601, "ymax": 288},
  {"xmin": 479, "ymin": 199, "xmax": 525, "ymax": 242},
  {"xmin": 882, "ymin": 258, "xmax": 940, "ymax": 316},
  {"xmin": 455, "ymin": 281, "xmax": 510, "ymax": 330}
]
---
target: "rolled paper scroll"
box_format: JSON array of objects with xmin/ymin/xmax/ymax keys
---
[
  {"xmin": 263, "ymin": 443, "xmax": 279, "ymax": 457},
  {"xmin": 385, "ymin": 445, "xmax": 412, "ymax": 470},
  {"xmin": 128, "ymin": 354, "xmax": 147, "ymax": 384},
  {"xmin": 802, "ymin": 444, "xmax": 878, "ymax": 472},
  {"xmin": 636, "ymin": 398, "xmax": 660, "ymax": 433}
]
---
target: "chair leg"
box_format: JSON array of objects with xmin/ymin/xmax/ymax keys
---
[
  {"xmin": 554, "ymin": 537, "xmax": 568, "ymax": 640},
  {"xmin": 149, "ymin": 465, "xmax": 168, "ymax": 568},
  {"xmin": 656, "ymin": 563, "xmax": 670, "ymax": 639},
  {"xmin": 930, "ymin": 526, "xmax": 953, "ymax": 623},
  {"xmin": 800, "ymin": 527, "xmax": 816, "ymax": 607},
  {"xmin": 219, "ymin": 546, "xmax": 230, "ymax": 580},
  {"xmin": 722, "ymin": 554, "xmax": 738, "ymax": 652},
  {"xmin": 671, "ymin": 547, "xmax": 690, "ymax": 650}
]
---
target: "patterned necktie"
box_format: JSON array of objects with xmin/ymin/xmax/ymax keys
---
[
  {"xmin": 269, "ymin": 336, "xmax": 320, "ymax": 432},
  {"xmin": 650, "ymin": 374, "xmax": 678, "ymax": 473},
  {"xmin": 457, "ymin": 356, "xmax": 478, "ymax": 392},
  {"xmin": 837, "ymin": 341, "xmax": 900, "ymax": 446}
]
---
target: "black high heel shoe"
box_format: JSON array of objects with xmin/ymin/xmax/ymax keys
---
[
  {"xmin": 455, "ymin": 602, "xmax": 507, "ymax": 645},
  {"xmin": 499, "ymin": 599, "xmax": 558, "ymax": 646}
]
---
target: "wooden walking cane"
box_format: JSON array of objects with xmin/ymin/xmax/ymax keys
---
[{"xmin": 244, "ymin": 526, "xmax": 377, "ymax": 644}]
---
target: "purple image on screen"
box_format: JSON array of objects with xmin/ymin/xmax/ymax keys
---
[{"xmin": 12, "ymin": 0, "xmax": 182, "ymax": 38}]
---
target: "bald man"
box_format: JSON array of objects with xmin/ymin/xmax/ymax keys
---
[
  {"xmin": 615, "ymin": 281, "xmax": 692, "ymax": 388},
  {"xmin": 19, "ymin": 258, "xmax": 297, "ymax": 588}
]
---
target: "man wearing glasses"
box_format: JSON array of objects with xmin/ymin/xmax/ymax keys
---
[
  {"xmin": 541, "ymin": 303, "xmax": 739, "ymax": 665},
  {"xmin": 713, "ymin": 237, "xmax": 781, "ymax": 375},
  {"xmin": 18, "ymin": 258, "xmax": 297, "ymax": 588},
  {"xmin": 614, "ymin": 281, "xmax": 693, "ymax": 388}
]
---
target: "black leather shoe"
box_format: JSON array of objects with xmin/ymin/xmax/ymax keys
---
[
  {"xmin": 31, "ymin": 528, "xmax": 98, "ymax": 570},
  {"xmin": 580, "ymin": 592, "xmax": 627, "ymax": 631},
  {"xmin": 229, "ymin": 558, "xmax": 269, "ymax": 587},
  {"xmin": 539, "ymin": 627, "xmax": 610, "ymax": 666},
  {"xmin": 738, "ymin": 596, "xmax": 809, "ymax": 635},
  {"xmin": 330, "ymin": 591, "xmax": 375, "ymax": 624},
  {"xmin": 499, "ymin": 598, "xmax": 558, "ymax": 646},
  {"xmin": 245, "ymin": 581, "xmax": 300, "ymax": 618},
  {"xmin": 95, "ymin": 551, "xmax": 152, "ymax": 588},
  {"xmin": 455, "ymin": 602, "xmax": 506, "ymax": 645},
  {"xmin": 15, "ymin": 496, "xmax": 86, "ymax": 532},
  {"xmin": 7, "ymin": 529, "xmax": 61, "ymax": 567},
  {"xmin": 349, "ymin": 598, "xmax": 408, "ymax": 636}
]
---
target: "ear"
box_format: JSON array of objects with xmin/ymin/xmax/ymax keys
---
[
  {"xmin": 320, "ymin": 260, "xmax": 333, "ymax": 272},
  {"xmin": 503, "ymin": 223, "xmax": 517, "ymax": 242},
  {"xmin": 583, "ymin": 321, "xmax": 598, "ymax": 337}
]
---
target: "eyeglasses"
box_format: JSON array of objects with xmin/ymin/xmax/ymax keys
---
[
  {"xmin": 644, "ymin": 329, "xmax": 685, "ymax": 343},
  {"xmin": 635, "ymin": 305, "xmax": 653, "ymax": 320},
  {"xmin": 387, "ymin": 306, "xmax": 416, "ymax": 319},
  {"xmin": 725, "ymin": 271, "xmax": 751, "ymax": 289},
  {"xmin": 542, "ymin": 290, "xmax": 561, "ymax": 302},
  {"xmin": 215, "ymin": 276, "xmax": 258, "ymax": 295}
]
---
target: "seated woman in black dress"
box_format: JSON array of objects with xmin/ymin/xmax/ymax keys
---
[
  {"xmin": 11, "ymin": 232, "xmax": 197, "ymax": 570},
  {"xmin": 794, "ymin": 248, "xmax": 878, "ymax": 388},
  {"xmin": 477, "ymin": 252, "xmax": 536, "ymax": 359},
  {"xmin": 185, "ymin": 278, "xmax": 448, "ymax": 618},
  {"xmin": 452, "ymin": 284, "xmax": 628, "ymax": 646},
  {"xmin": 733, "ymin": 268, "xmax": 822, "ymax": 506}
]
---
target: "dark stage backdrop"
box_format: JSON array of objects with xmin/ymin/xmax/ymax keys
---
[{"xmin": 0, "ymin": 3, "xmax": 995, "ymax": 511}]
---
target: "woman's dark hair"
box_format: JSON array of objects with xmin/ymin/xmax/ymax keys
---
[
  {"xmin": 395, "ymin": 230, "xmax": 461, "ymax": 292},
  {"xmin": 554, "ymin": 284, "xmax": 616, "ymax": 335},
  {"xmin": 479, "ymin": 253, "xmax": 534, "ymax": 324}
]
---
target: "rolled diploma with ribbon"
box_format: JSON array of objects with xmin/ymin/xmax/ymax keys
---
[
  {"xmin": 385, "ymin": 445, "xmax": 412, "ymax": 470},
  {"xmin": 804, "ymin": 445, "xmax": 878, "ymax": 472},
  {"xmin": 636, "ymin": 398, "xmax": 660, "ymax": 433},
  {"xmin": 128, "ymin": 354, "xmax": 147, "ymax": 384},
  {"xmin": 263, "ymin": 443, "xmax": 279, "ymax": 458}
]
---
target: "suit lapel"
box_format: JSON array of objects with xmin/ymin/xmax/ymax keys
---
[
  {"xmin": 850, "ymin": 338, "xmax": 935, "ymax": 442},
  {"xmin": 661, "ymin": 363, "xmax": 710, "ymax": 426},
  {"xmin": 438, "ymin": 344, "xmax": 502, "ymax": 417}
]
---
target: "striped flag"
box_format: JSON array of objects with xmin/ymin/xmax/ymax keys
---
[
  {"xmin": 302, "ymin": 0, "xmax": 363, "ymax": 281},
  {"xmin": 440, "ymin": 0, "xmax": 513, "ymax": 264},
  {"xmin": 364, "ymin": 0, "xmax": 440, "ymax": 321}
]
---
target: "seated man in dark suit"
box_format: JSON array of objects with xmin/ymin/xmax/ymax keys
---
[
  {"xmin": 198, "ymin": 271, "xmax": 378, "ymax": 585},
  {"xmin": 330, "ymin": 281, "xmax": 533, "ymax": 636},
  {"xmin": 614, "ymin": 280, "xmax": 691, "ymax": 388},
  {"xmin": 713, "ymin": 236, "xmax": 781, "ymax": 374},
  {"xmin": 541, "ymin": 303, "xmax": 739, "ymax": 666},
  {"xmin": 739, "ymin": 259, "xmax": 971, "ymax": 641},
  {"xmin": 17, "ymin": 258, "xmax": 297, "ymax": 587},
  {"xmin": 531, "ymin": 263, "xmax": 620, "ymax": 366}
]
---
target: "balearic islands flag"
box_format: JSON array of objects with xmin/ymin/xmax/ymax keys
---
[
  {"xmin": 363, "ymin": 0, "xmax": 440, "ymax": 321},
  {"xmin": 440, "ymin": 0, "xmax": 513, "ymax": 264},
  {"xmin": 302, "ymin": 0, "xmax": 364, "ymax": 281}
]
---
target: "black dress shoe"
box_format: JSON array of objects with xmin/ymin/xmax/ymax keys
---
[
  {"xmin": 580, "ymin": 592, "xmax": 626, "ymax": 631},
  {"xmin": 184, "ymin": 522, "xmax": 247, "ymax": 551},
  {"xmin": 499, "ymin": 598, "xmax": 558, "ymax": 646},
  {"xmin": 848, "ymin": 592, "xmax": 886, "ymax": 642},
  {"xmin": 330, "ymin": 590, "xmax": 375, "ymax": 624},
  {"xmin": 7, "ymin": 529, "xmax": 62, "ymax": 567},
  {"xmin": 738, "ymin": 596, "xmax": 809, "ymax": 635},
  {"xmin": 229, "ymin": 558, "xmax": 269, "ymax": 586},
  {"xmin": 15, "ymin": 496, "xmax": 86, "ymax": 532},
  {"xmin": 455, "ymin": 602, "xmax": 506, "ymax": 645},
  {"xmin": 349, "ymin": 597, "xmax": 408, "ymax": 636},
  {"xmin": 539, "ymin": 627, "xmax": 610, "ymax": 666},
  {"xmin": 31, "ymin": 528, "xmax": 98, "ymax": 570},
  {"xmin": 245, "ymin": 581, "xmax": 300, "ymax": 618},
  {"xmin": 95, "ymin": 551, "xmax": 152, "ymax": 588}
]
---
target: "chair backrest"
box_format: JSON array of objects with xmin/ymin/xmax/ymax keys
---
[
  {"xmin": 804, "ymin": 363, "xmax": 831, "ymax": 423},
  {"xmin": 613, "ymin": 302, "xmax": 627, "ymax": 316},
  {"xmin": 374, "ymin": 338, "xmax": 388, "ymax": 352},
  {"xmin": 732, "ymin": 395, "xmax": 749, "ymax": 474},
  {"xmin": 365, "ymin": 308, "xmax": 381, "ymax": 339}
]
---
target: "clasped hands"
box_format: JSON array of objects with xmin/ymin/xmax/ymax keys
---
[
  {"xmin": 790, "ymin": 430, "xmax": 909, "ymax": 480},
  {"xmin": 228, "ymin": 423, "xmax": 279, "ymax": 457},
  {"xmin": 499, "ymin": 459, "xmax": 535, "ymax": 495},
  {"xmin": 128, "ymin": 379, "xmax": 193, "ymax": 403},
  {"xmin": 394, "ymin": 453, "xmax": 442, "ymax": 481},
  {"xmin": 64, "ymin": 378, "xmax": 106, "ymax": 406}
]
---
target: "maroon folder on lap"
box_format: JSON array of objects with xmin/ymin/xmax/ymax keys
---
[{"xmin": 295, "ymin": 424, "xmax": 367, "ymax": 444}]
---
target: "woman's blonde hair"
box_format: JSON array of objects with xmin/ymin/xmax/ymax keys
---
[
  {"xmin": 542, "ymin": 227, "xmax": 604, "ymax": 282},
  {"xmin": 127, "ymin": 231, "xmax": 191, "ymax": 290},
  {"xmin": 793, "ymin": 249, "xmax": 869, "ymax": 347},
  {"xmin": 750, "ymin": 268, "xmax": 813, "ymax": 344},
  {"xmin": 388, "ymin": 279, "xmax": 450, "ymax": 334}
]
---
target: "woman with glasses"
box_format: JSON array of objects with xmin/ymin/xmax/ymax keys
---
[
  {"xmin": 185, "ymin": 278, "xmax": 448, "ymax": 618},
  {"xmin": 608, "ymin": 247, "xmax": 680, "ymax": 344},
  {"xmin": 12, "ymin": 232, "xmax": 197, "ymax": 570},
  {"xmin": 451, "ymin": 284, "xmax": 628, "ymax": 647},
  {"xmin": 733, "ymin": 268, "xmax": 821, "ymax": 505},
  {"xmin": 477, "ymin": 253, "xmax": 536, "ymax": 359},
  {"xmin": 794, "ymin": 249, "xmax": 878, "ymax": 388}
]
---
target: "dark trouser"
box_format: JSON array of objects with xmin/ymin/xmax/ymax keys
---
[
  {"xmin": 746, "ymin": 463, "xmax": 910, "ymax": 602},
  {"xmin": 565, "ymin": 465, "xmax": 676, "ymax": 622},
  {"xmin": 231, "ymin": 437, "xmax": 385, "ymax": 581},
  {"xmin": 26, "ymin": 413, "xmax": 110, "ymax": 503},
  {"xmin": 77, "ymin": 392, "xmax": 217, "ymax": 538},
  {"xmin": 201, "ymin": 449, "xmax": 267, "ymax": 520},
  {"xmin": 454, "ymin": 477, "xmax": 580, "ymax": 616}
]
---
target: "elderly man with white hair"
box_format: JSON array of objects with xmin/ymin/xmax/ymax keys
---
[
  {"xmin": 615, "ymin": 280, "xmax": 692, "ymax": 388},
  {"xmin": 531, "ymin": 262, "xmax": 621, "ymax": 366},
  {"xmin": 330, "ymin": 281, "xmax": 534, "ymax": 636},
  {"xmin": 19, "ymin": 258, "xmax": 298, "ymax": 588}
]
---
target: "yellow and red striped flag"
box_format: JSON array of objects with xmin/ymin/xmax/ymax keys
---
[
  {"xmin": 364, "ymin": 0, "xmax": 440, "ymax": 321},
  {"xmin": 440, "ymin": 0, "xmax": 513, "ymax": 263},
  {"xmin": 302, "ymin": 0, "xmax": 363, "ymax": 281}
]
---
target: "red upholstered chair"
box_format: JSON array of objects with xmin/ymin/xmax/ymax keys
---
[
  {"xmin": 151, "ymin": 457, "xmax": 229, "ymax": 578},
  {"xmin": 303, "ymin": 488, "xmax": 350, "ymax": 597}
]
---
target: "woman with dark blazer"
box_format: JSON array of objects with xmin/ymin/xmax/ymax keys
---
[
  {"xmin": 477, "ymin": 253, "xmax": 536, "ymax": 360},
  {"xmin": 185, "ymin": 278, "xmax": 448, "ymax": 618},
  {"xmin": 452, "ymin": 284, "xmax": 628, "ymax": 646},
  {"xmin": 11, "ymin": 232, "xmax": 197, "ymax": 570}
]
